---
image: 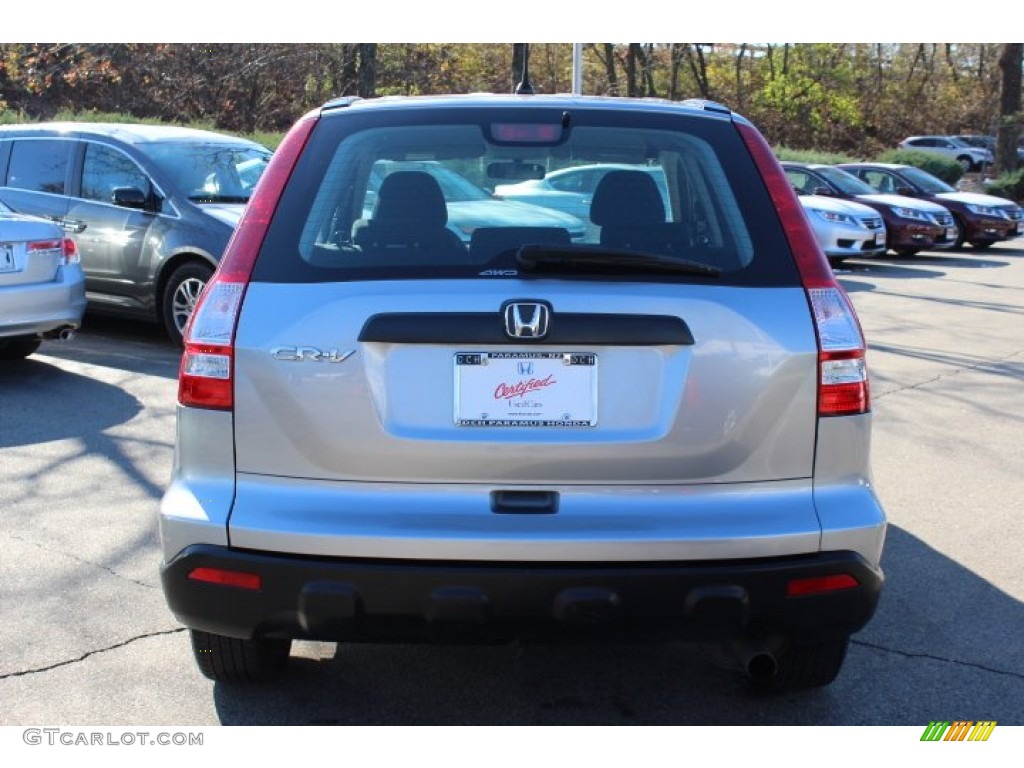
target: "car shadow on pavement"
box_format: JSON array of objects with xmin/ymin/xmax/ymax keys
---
[
  {"xmin": 0, "ymin": 358, "xmax": 143, "ymax": 449},
  {"xmin": 836, "ymin": 262, "xmax": 948, "ymax": 293},
  {"xmin": 208, "ymin": 525, "xmax": 1023, "ymax": 726}
]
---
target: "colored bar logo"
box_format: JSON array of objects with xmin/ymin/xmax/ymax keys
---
[{"xmin": 920, "ymin": 721, "xmax": 997, "ymax": 742}]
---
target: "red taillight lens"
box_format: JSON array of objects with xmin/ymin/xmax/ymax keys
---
[
  {"xmin": 737, "ymin": 121, "xmax": 870, "ymax": 417},
  {"xmin": 27, "ymin": 239, "xmax": 63, "ymax": 253},
  {"xmin": 786, "ymin": 573, "xmax": 859, "ymax": 597},
  {"xmin": 188, "ymin": 567, "xmax": 262, "ymax": 591},
  {"xmin": 62, "ymin": 237, "xmax": 79, "ymax": 265},
  {"xmin": 177, "ymin": 113, "xmax": 319, "ymax": 410}
]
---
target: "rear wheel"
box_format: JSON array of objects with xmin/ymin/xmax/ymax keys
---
[
  {"xmin": 162, "ymin": 262, "xmax": 214, "ymax": 347},
  {"xmin": 893, "ymin": 248, "xmax": 919, "ymax": 257},
  {"xmin": 968, "ymin": 240, "xmax": 993, "ymax": 250},
  {"xmin": 956, "ymin": 156, "xmax": 974, "ymax": 173},
  {"xmin": 0, "ymin": 336, "xmax": 42, "ymax": 360},
  {"xmin": 190, "ymin": 629, "xmax": 291, "ymax": 683},
  {"xmin": 751, "ymin": 637, "xmax": 850, "ymax": 692}
]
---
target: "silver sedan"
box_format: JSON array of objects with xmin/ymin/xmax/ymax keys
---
[
  {"xmin": 0, "ymin": 201, "xmax": 85, "ymax": 359},
  {"xmin": 798, "ymin": 193, "xmax": 887, "ymax": 266}
]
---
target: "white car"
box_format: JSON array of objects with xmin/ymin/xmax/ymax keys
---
[
  {"xmin": 0, "ymin": 200, "xmax": 85, "ymax": 359},
  {"xmin": 898, "ymin": 136, "xmax": 993, "ymax": 172},
  {"xmin": 366, "ymin": 161, "xmax": 587, "ymax": 242},
  {"xmin": 797, "ymin": 193, "xmax": 887, "ymax": 265},
  {"xmin": 495, "ymin": 163, "xmax": 669, "ymax": 238}
]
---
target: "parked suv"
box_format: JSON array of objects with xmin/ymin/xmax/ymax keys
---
[
  {"xmin": 159, "ymin": 95, "xmax": 887, "ymax": 692},
  {"xmin": 0, "ymin": 123, "xmax": 272, "ymax": 345},
  {"xmin": 897, "ymin": 136, "xmax": 993, "ymax": 172}
]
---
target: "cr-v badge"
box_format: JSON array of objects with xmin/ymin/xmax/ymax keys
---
[{"xmin": 271, "ymin": 346, "xmax": 355, "ymax": 363}]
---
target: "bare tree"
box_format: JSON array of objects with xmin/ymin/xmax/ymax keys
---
[{"xmin": 997, "ymin": 44, "xmax": 1022, "ymax": 175}]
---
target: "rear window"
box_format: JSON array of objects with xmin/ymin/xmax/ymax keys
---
[{"xmin": 255, "ymin": 105, "xmax": 797, "ymax": 286}]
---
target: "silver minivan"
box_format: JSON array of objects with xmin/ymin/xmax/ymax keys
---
[{"xmin": 159, "ymin": 95, "xmax": 887, "ymax": 692}]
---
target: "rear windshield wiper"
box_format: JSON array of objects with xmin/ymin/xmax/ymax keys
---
[{"xmin": 515, "ymin": 244, "xmax": 722, "ymax": 277}]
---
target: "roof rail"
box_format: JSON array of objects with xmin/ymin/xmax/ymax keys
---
[
  {"xmin": 321, "ymin": 96, "xmax": 362, "ymax": 111},
  {"xmin": 680, "ymin": 99, "xmax": 731, "ymax": 116}
]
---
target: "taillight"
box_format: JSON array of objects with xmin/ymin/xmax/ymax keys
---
[
  {"xmin": 62, "ymin": 237, "xmax": 79, "ymax": 265},
  {"xmin": 177, "ymin": 112, "xmax": 319, "ymax": 410},
  {"xmin": 27, "ymin": 237, "xmax": 79, "ymax": 266},
  {"xmin": 27, "ymin": 239, "xmax": 63, "ymax": 257},
  {"xmin": 738, "ymin": 121, "xmax": 870, "ymax": 417}
]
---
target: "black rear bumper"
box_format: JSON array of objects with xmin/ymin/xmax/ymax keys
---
[{"xmin": 161, "ymin": 545, "xmax": 883, "ymax": 644}]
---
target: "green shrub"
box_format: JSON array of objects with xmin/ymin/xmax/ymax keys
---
[
  {"xmin": 876, "ymin": 149, "xmax": 963, "ymax": 185},
  {"xmin": 986, "ymin": 168, "xmax": 1024, "ymax": 202},
  {"xmin": 773, "ymin": 146, "xmax": 862, "ymax": 165}
]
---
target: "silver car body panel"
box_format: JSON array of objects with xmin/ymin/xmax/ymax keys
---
[
  {"xmin": 159, "ymin": 407, "xmax": 235, "ymax": 557},
  {"xmin": 228, "ymin": 475, "xmax": 822, "ymax": 561},
  {"xmin": 193, "ymin": 275, "xmax": 888, "ymax": 567},
  {"xmin": 231, "ymin": 280, "xmax": 819, "ymax": 485},
  {"xmin": 0, "ymin": 212, "xmax": 86, "ymax": 337}
]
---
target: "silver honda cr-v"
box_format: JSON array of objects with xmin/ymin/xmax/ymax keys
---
[{"xmin": 159, "ymin": 94, "xmax": 887, "ymax": 692}]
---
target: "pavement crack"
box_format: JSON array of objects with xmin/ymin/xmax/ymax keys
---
[
  {"xmin": 0, "ymin": 628, "xmax": 186, "ymax": 681},
  {"xmin": 853, "ymin": 638, "xmax": 1024, "ymax": 681},
  {"xmin": 873, "ymin": 347, "xmax": 1024, "ymax": 401},
  {"xmin": 7, "ymin": 532, "xmax": 158, "ymax": 590}
]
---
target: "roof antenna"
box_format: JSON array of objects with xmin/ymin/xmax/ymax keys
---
[{"xmin": 515, "ymin": 43, "xmax": 534, "ymax": 95}]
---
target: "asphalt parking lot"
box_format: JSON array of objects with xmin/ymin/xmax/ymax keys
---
[{"xmin": 1, "ymin": 242, "xmax": 1022, "ymax": 726}]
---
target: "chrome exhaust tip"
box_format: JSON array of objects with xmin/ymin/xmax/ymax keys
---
[{"xmin": 43, "ymin": 326, "xmax": 77, "ymax": 342}]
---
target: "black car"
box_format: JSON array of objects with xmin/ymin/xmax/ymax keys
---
[
  {"xmin": 0, "ymin": 123, "xmax": 271, "ymax": 344},
  {"xmin": 839, "ymin": 162, "xmax": 1022, "ymax": 249}
]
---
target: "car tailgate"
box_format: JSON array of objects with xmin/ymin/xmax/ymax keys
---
[{"xmin": 232, "ymin": 279, "xmax": 818, "ymax": 486}]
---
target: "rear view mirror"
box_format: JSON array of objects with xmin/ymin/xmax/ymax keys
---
[
  {"xmin": 811, "ymin": 186, "xmax": 834, "ymax": 197},
  {"xmin": 487, "ymin": 162, "xmax": 546, "ymax": 181},
  {"xmin": 896, "ymin": 187, "xmax": 916, "ymax": 197}
]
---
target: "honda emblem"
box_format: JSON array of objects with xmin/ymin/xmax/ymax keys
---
[{"xmin": 503, "ymin": 302, "xmax": 550, "ymax": 339}]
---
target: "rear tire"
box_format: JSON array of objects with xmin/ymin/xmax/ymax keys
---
[
  {"xmin": 161, "ymin": 262, "xmax": 214, "ymax": 347},
  {"xmin": 968, "ymin": 241, "xmax": 993, "ymax": 250},
  {"xmin": 190, "ymin": 629, "xmax": 291, "ymax": 683},
  {"xmin": 752, "ymin": 637, "xmax": 850, "ymax": 692},
  {"xmin": 893, "ymin": 248, "xmax": 919, "ymax": 257},
  {"xmin": 0, "ymin": 336, "xmax": 42, "ymax": 360}
]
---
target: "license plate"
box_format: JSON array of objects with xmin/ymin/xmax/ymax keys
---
[
  {"xmin": 946, "ymin": 227, "xmax": 957, "ymax": 239},
  {"xmin": 454, "ymin": 351, "xmax": 597, "ymax": 427},
  {"xmin": 1017, "ymin": 223, "xmax": 1023, "ymax": 235},
  {"xmin": 0, "ymin": 244, "xmax": 17, "ymax": 273}
]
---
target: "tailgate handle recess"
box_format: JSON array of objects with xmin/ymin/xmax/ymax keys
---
[{"xmin": 491, "ymin": 490, "xmax": 559, "ymax": 515}]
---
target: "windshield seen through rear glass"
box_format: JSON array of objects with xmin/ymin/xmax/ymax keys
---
[{"xmin": 144, "ymin": 143, "xmax": 272, "ymax": 203}]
